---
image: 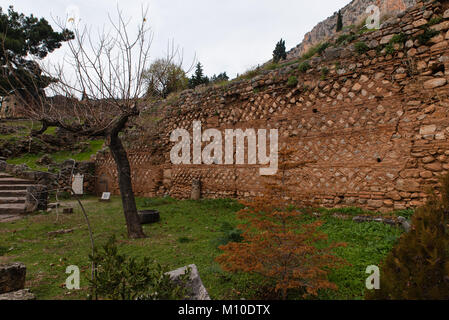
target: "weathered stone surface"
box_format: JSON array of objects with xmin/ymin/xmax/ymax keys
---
[
  {"xmin": 423, "ymin": 78, "xmax": 447, "ymax": 89},
  {"xmin": 0, "ymin": 263, "xmax": 26, "ymax": 294},
  {"xmin": 0, "ymin": 289, "xmax": 35, "ymax": 300},
  {"xmin": 286, "ymin": 0, "xmax": 416, "ymax": 59},
  {"xmin": 167, "ymin": 264, "xmax": 210, "ymax": 300},
  {"xmin": 420, "ymin": 125, "xmax": 437, "ymax": 135},
  {"xmin": 397, "ymin": 216, "xmax": 411, "ymax": 233}
]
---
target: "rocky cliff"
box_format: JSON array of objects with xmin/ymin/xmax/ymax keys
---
[{"xmin": 287, "ymin": 0, "xmax": 417, "ymax": 59}]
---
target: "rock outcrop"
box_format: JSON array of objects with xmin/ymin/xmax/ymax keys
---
[{"xmin": 287, "ymin": 0, "xmax": 417, "ymax": 59}]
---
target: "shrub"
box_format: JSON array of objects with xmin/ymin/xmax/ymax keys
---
[
  {"xmin": 89, "ymin": 236, "xmax": 190, "ymax": 300},
  {"xmin": 417, "ymin": 28, "xmax": 440, "ymax": 45},
  {"xmin": 390, "ymin": 32, "xmax": 407, "ymax": 44},
  {"xmin": 216, "ymin": 148, "xmax": 346, "ymax": 300},
  {"xmin": 354, "ymin": 41, "xmax": 369, "ymax": 55},
  {"xmin": 298, "ymin": 61, "xmax": 311, "ymax": 73},
  {"xmin": 0, "ymin": 246, "xmax": 7, "ymax": 256},
  {"xmin": 265, "ymin": 62, "xmax": 279, "ymax": 71},
  {"xmin": 287, "ymin": 76, "xmax": 298, "ymax": 87},
  {"xmin": 336, "ymin": 34, "xmax": 356, "ymax": 46},
  {"xmin": 366, "ymin": 174, "xmax": 449, "ymax": 300},
  {"xmin": 316, "ymin": 42, "xmax": 331, "ymax": 55},
  {"xmin": 214, "ymin": 222, "xmax": 244, "ymax": 247},
  {"xmin": 301, "ymin": 42, "xmax": 330, "ymax": 60},
  {"xmin": 428, "ymin": 16, "xmax": 443, "ymax": 26},
  {"xmin": 321, "ymin": 67, "xmax": 329, "ymax": 80},
  {"xmin": 385, "ymin": 43, "xmax": 396, "ymax": 55},
  {"xmin": 237, "ymin": 65, "xmax": 261, "ymax": 80}
]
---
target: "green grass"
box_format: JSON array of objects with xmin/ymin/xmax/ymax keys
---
[
  {"xmin": 6, "ymin": 140, "xmax": 104, "ymax": 171},
  {"xmin": 0, "ymin": 120, "xmax": 39, "ymax": 140},
  {"xmin": 0, "ymin": 197, "xmax": 406, "ymax": 300}
]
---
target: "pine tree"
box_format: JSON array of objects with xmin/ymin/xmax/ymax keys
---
[
  {"xmin": 366, "ymin": 174, "xmax": 449, "ymax": 300},
  {"xmin": 336, "ymin": 10, "xmax": 343, "ymax": 32},
  {"xmin": 272, "ymin": 39, "xmax": 287, "ymax": 63},
  {"xmin": 0, "ymin": 6, "xmax": 74, "ymax": 98},
  {"xmin": 188, "ymin": 62, "xmax": 209, "ymax": 89}
]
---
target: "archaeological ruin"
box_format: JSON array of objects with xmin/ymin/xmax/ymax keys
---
[{"xmin": 95, "ymin": 0, "xmax": 449, "ymax": 212}]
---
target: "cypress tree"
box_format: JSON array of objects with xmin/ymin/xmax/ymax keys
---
[
  {"xmin": 336, "ymin": 10, "xmax": 343, "ymax": 32},
  {"xmin": 272, "ymin": 39, "xmax": 287, "ymax": 63}
]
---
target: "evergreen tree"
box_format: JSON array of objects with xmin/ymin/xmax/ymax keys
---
[
  {"xmin": 272, "ymin": 39, "xmax": 287, "ymax": 63},
  {"xmin": 366, "ymin": 174, "xmax": 449, "ymax": 300},
  {"xmin": 0, "ymin": 6, "xmax": 74, "ymax": 98},
  {"xmin": 188, "ymin": 62, "xmax": 209, "ymax": 89},
  {"xmin": 336, "ymin": 10, "xmax": 343, "ymax": 32},
  {"xmin": 211, "ymin": 72, "xmax": 229, "ymax": 83}
]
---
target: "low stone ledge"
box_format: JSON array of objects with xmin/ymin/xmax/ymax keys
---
[{"xmin": 0, "ymin": 289, "xmax": 35, "ymax": 300}]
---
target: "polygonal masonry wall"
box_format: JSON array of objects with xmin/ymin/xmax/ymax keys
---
[{"xmin": 96, "ymin": 0, "xmax": 449, "ymax": 212}]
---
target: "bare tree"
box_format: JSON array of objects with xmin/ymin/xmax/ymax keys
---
[{"xmin": 0, "ymin": 7, "xmax": 160, "ymax": 239}]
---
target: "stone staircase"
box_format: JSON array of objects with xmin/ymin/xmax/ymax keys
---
[{"xmin": 0, "ymin": 172, "xmax": 35, "ymax": 216}]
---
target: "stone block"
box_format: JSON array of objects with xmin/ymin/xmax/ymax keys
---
[
  {"xmin": 167, "ymin": 264, "xmax": 210, "ymax": 300},
  {"xmin": 0, "ymin": 263, "xmax": 26, "ymax": 294}
]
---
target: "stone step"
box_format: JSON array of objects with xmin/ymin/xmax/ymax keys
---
[
  {"xmin": 0, "ymin": 190, "xmax": 27, "ymax": 197},
  {"xmin": 0, "ymin": 185, "xmax": 33, "ymax": 191},
  {"xmin": 0, "ymin": 204, "xmax": 26, "ymax": 215},
  {"xmin": 0, "ymin": 173, "xmax": 13, "ymax": 178},
  {"xmin": 0, "ymin": 178, "xmax": 35, "ymax": 185},
  {"xmin": 0, "ymin": 197, "xmax": 26, "ymax": 204}
]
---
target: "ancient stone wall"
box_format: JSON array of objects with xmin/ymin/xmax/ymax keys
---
[
  {"xmin": 96, "ymin": 0, "xmax": 449, "ymax": 212},
  {"xmin": 287, "ymin": 0, "xmax": 417, "ymax": 59}
]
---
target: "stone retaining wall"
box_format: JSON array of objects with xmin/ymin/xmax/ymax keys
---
[{"xmin": 96, "ymin": 0, "xmax": 449, "ymax": 212}]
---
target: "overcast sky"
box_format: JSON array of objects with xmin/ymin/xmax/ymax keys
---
[{"xmin": 1, "ymin": 0, "xmax": 351, "ymax": 78}]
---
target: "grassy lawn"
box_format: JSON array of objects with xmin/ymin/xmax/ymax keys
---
[
  {"xmin": 0, "ymin": 196, "xmax": 405, "ymax": 300},
  {"xmin": 6, "ymin": 140, "xmax": 104, "ymax": 171}
]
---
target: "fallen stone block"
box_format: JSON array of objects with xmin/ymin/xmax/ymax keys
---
[
  {"xmin": 0, "ymin": 289, "xmax": 35, "ymax": 300},
  {"xmin": 167, "ymin": 264, "xmax": 210, "ymax": 300},
  {"xmin": 0, "ymin": 263, "xmax": 26, "ymax": 294}
]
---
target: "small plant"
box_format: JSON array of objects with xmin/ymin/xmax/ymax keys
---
[
  {"xmin": 265, "ymin": 62, "xmax": 279, "ymax": 71},
  {"xmin": 336, "ymin": 33, "xmax": 356, "ymax": 45},
  {"xmin": 417, "ymin": 28, "xmax": 439, "ymax": 45},
  {"xmin": 321, "ymin": 67, "xmax": 329, "ymax": 80},
  {"xmin": 354, "ymin": 41, "xmax": 369, "ymax": 55},
  {"xmin": 214, "ymin": 222, "xmax": 244, "ymax": 248},
  {"xmin": 238, "ymin": 66, "xmax": 261, "ymax": 80},
  {"xmin": 287, "ymin": 75, "xmax": 298, "ymax": 87},
  {"xmin": 390, "ymin": 32, "xmax": 407, "ymax": 45},
  {"xmin": 298, "ymin": 61, "xmax": 311, "ymax": 73},
  {"xmin": 177, "ymin": 236, "xmax": 192, "ymax": 243},
  {"xmin": 316, "ymin": 42, "xmax": 330, "ymax": 55},
  {"xmin": 385, "ymin": 43, "xmax": 396, "ymax": 55},
  {"xmin": 0, "ymin": 246, "xmax": 7, "ymax": 256},
  {"xmin": 428, "ymin": 16, "xmax": 442, "ymax": 26},
  {"xmin": 89, "ymin": 236, "xmax": 190, "ymax": 300}
]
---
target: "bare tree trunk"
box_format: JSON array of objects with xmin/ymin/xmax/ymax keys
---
[{"xmin": 109, "ymin": 119, "xmax": 146, "ymax": 239}]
